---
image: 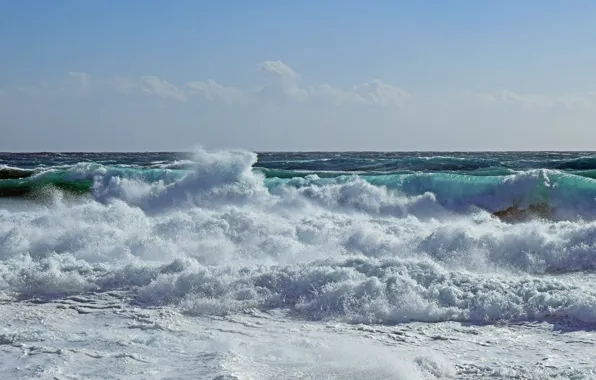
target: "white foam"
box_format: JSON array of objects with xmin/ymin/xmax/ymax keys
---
[{"xmin": 2, "ymin": 148, "xmax": 596, "ymax": 326}]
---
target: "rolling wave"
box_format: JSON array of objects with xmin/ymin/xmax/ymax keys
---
[
  {"xmin": 0, "ymin": 165, "xmax": 35, "ymax": 180},
  {"xmin": 1, "ymin": 156, "xmax": 595, "ymax": 221}
]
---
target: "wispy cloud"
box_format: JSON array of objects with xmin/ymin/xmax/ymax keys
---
[
  {"xmin": 139, "ymin": 76, "xmax": 186, "ymax": 102},
  {"xmin": 258, "ymin": 60, "xmax": 300, "ymax": 81},
  {"xmin": 468, "ymin": 89, "xmax": 596, "ymax": 109},
  {"xmin": 2, "ymin": 61, "xmax": 596, "ymax": 152},
  {"xmin": 191, "ymin": 61, "xmax": 411, "ymax": 108},
  {"xmin": 185, "ymin": 80, "xmax": 246, "ymax": 104},
  {"xmin": 2, "ymin": 61, "xmax": 594, "ymax": 112}
]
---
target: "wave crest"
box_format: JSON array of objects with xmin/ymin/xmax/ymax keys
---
[{"xmin": 3, "ymin": 149, "xmax": 596, "ymax": 222}]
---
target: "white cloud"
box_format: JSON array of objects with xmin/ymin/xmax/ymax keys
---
[
  {"xmin": 1, "ymin": 61, "xmax": 411, "ymax": 108},
  {"xmin": 3, "ymin": 63, "xmax": 593, "ymax": 114},
  {"xmin": 102, "ymin": 75, "xmax": 186, "ymax": 102},
  {"xmin": 253, "ymin": 61, "xmax": 410, "ymax": 107},
  {"xmin": 8, "ymin": 59, "xmax": 596, "ymax": 114},
  {"xmin": 258, "ymin": 60, "xmax": 300, "ymax": 81},
  {"xmin": 2, "ymin": 62, "xmax": 596, "ymax": 151},
  {"xmin": 185, "ymin": 80, "xmax": 246, "ymax": 104},
  {"xmin": 256, "ymin": 60, "xmax": 308, "ymax": 102},
  {"xmin": 179, "ymin": 61, "xmax": 409, "ymax": 107},
  {"xmin": 139, "ymin": 76, "xmax": 186, "ymax": 102},
  {"xmin": 353, "ymin": 80, "xmax": 411, "ymax": 107},
  {"xmin": 469, "ymin": 89, "xmax": 595, "ymax": 109},
  {"xmin": 312, "ymin": 83, "xmax": 366, "ymax": 106}
]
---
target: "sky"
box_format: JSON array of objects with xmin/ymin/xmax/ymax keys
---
[{"xmin": 1, "ymin": 0, "xmax": 595, "ymax": 151}]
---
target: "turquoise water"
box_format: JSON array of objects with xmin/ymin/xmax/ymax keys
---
[{"xmin": 2, "ymin": 151, "xmax": 596, "ymax": 220}]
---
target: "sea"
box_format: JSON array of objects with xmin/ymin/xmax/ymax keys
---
[{"xmin": 2, "ymin": 149, "xmax": 596, "ymax": 379}]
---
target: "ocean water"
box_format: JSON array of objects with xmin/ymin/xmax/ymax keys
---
[{"xmin": 2, "ymin": 150, "xmax": 596, "ymax": 379}]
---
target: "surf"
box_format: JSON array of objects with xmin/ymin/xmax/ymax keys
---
[
  {"xmin": 2, "ymin": 148, "xmax": 596, "ymax": 328},
  {"xmin": 3, "ymin": 151, "xmax": 596, "ymax": 222}
]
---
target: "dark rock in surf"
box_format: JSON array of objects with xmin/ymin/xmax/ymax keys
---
[{"xmin": 492, "ymin": 203, "xmax": 550, "ymax": 223}]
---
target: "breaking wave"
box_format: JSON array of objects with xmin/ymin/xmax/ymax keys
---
[
  {"xmin": 2, "ymin": 148, "xmax": 596, "ymax": 326},
  {"xmin": 2, "ymin": 152, "xmax": 596, "ymax": 221}
]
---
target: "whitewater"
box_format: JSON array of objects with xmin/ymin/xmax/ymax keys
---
[{"xmin": 2, "ymin": 150, "xmax": 596, "ymax": 379}]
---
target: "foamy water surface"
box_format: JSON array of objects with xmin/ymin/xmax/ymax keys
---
[{"xmin": 1, "ymin": 149, "xmax": 596, "ymax": 379}]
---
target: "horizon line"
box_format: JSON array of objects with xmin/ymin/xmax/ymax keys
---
[{"xmin": 1, "ymin": 149, "xmax": 596, "ymax": 154}]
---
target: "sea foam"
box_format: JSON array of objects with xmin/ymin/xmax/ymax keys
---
[{"xmin": 2, "ymin": 148, "xmax": 596, "ymax": 326}]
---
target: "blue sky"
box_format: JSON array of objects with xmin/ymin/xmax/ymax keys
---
[{"xmin": 1, "ymin": 1, "xmax": 595, "ymax": 151}]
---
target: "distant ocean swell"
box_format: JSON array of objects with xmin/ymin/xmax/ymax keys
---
[{"xmin": 3, "ymin": 150, "xmax": 596, "ymax": 326}]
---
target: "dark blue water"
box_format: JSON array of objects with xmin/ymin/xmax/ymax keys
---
[{"xmin": 3, "ymin": 151, "xmax": 596, "ymax": 173}]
